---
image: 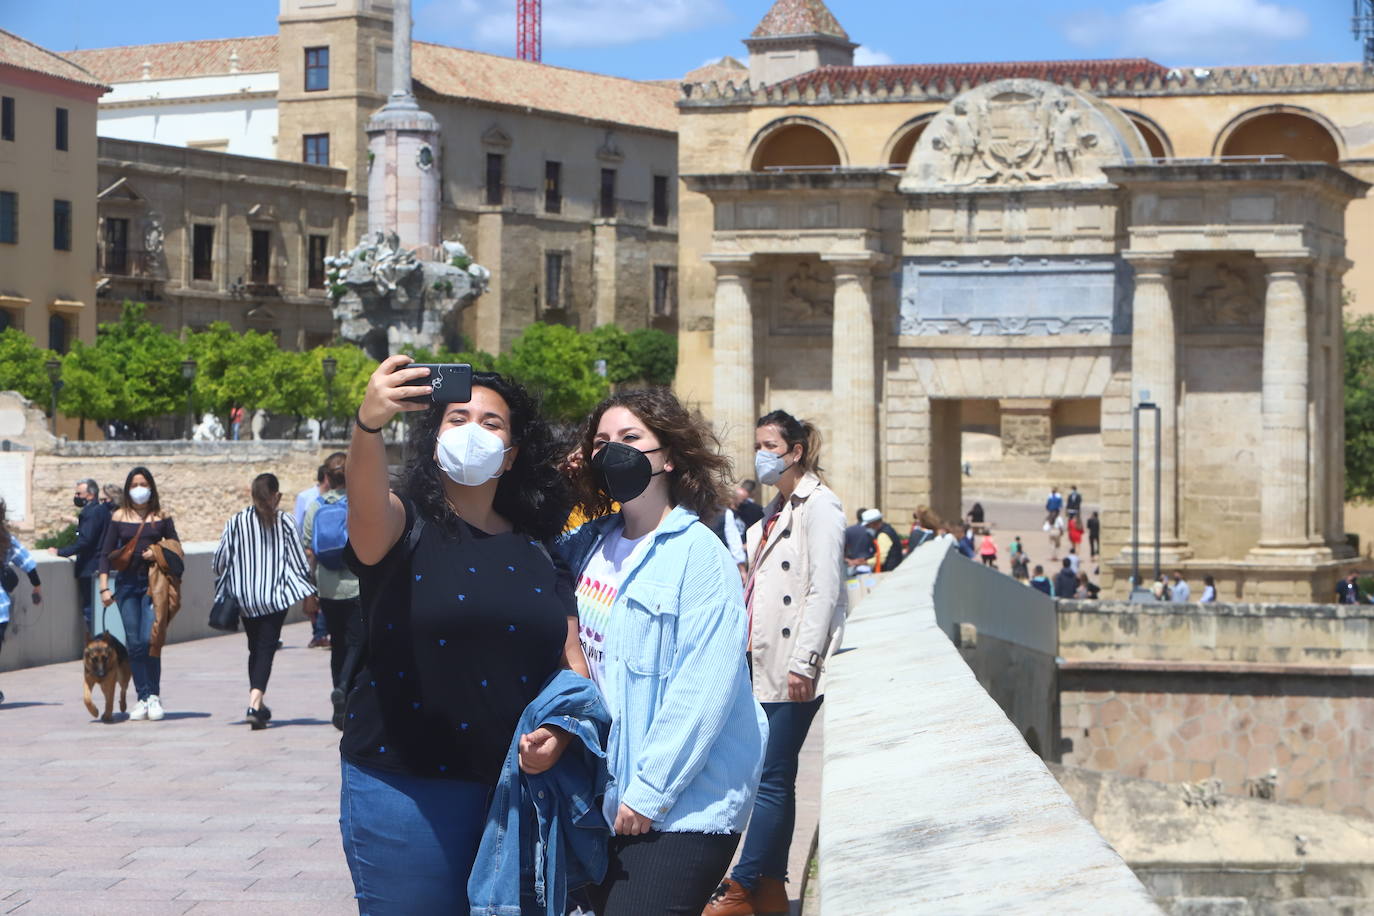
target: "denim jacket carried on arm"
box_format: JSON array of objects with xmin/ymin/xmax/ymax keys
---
[
  {"xmin": 468, "ymin": 669, "xmax": 612, "ymax": 916},
  {"xmin": 556, "ymin": 507, "xmax": 768, "ymax": 835}
]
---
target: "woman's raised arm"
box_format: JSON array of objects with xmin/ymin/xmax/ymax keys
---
[{"xmin": 347, "ymin": 355, "xmax": 432, "ymax": 566}]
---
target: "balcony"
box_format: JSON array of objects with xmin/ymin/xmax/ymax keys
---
[{"xmin": 97, "ymin": 246, "xmax": 161, "ymax": 280}]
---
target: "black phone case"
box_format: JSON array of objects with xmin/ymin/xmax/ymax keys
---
[{"xmin": 404, "ymin": 364, "xmax": 473, "ymax": 404}]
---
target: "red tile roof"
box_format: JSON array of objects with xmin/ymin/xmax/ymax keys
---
[
  {"xmin": 0, "ymin": 29, "xmax": 108, "ymax": 90},
  {"xmin": 684, "ymin": 56, "xmax": 748, "ymax": 85},
  {"xmin": 412, "ymin": 42, "xmax": 679, "ymax": 133},
  {"xmin": 63, "ymin": 36, "xmax": 278, "ymax": 83},
  {"xmin": 751, "ymin": 0, "xmax": 849, "ymax": 40},
  {"xmin": 778, "ymin": 58, "xmax": 1170, "ymax": 93}
]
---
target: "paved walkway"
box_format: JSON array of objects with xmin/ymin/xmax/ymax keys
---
[{"xmin": 0, "ymin": 622, "xmax": 822, "ymax": 914}]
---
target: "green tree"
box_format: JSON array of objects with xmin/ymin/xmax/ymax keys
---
[
  {"xmin": 309, "ymin": 344, "xmax": 378, "ymax": 427},
  {"xmin": 184, "ymin": 323, "xmax": 285, "ymax": 420},
  {"xmin": 0, "ymin": 328, "xmax": 57, "ymax": 403},
  {"xmin": 626, "ymin": 328, "xmax": 677, "ymax": 386},
  {"xmin": 1347, "ymin": 315, "xmax": 1374, "ymax": 502},
  {"xmin": 60, "ymin": 301, "xmax": 185, "ymax": 426},
  {"xmin": 496, "ymin": 322, "xmax": 608, "ymax": 421},
  {"xmin": 586, "ymin": 324, "xmax": 637, "ymax": 384}
]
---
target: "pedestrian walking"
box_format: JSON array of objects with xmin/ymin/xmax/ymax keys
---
[
  {"xmin": 560, "ymin": 389, "xmax": 767, "ymax": 916},
  {"xmin": 294, "ymin": 464, "xmax": 331, "ymax": 649},
  {"xmin": 0, "ymin": 499, "xmax": 41, "ymax": 705},
  {"xmin": 97, "ymin": 468, "xmax": 178, "ymax": 722},
  {"xmin": 1087, "ymin": 511, "xmax": 1101, "ymax": 559},
  {"xmin": 1054, "ymin": 559, "xmax": 1078, "ymax": 599},
  {"xmin": 341, "ymin": 357, "xmax": 587, "ymax": 913},
  {"xmin": 1200, "ymin": 575, "xmax": 1218, "ymax": 603},
  {"xmin": 49, "ymin": 479, "xmax": 111, "ymax": 637},
  {"xmin": 978, "ymin": 530, "xmax": 999, "ymax": 567},
  {"xmin": 302, "ymin": 451, "xmax": 364, "ymax": 729},
  {"xmin": 1170, "ymin": 571, "xmax": 1191, "ymax": 603},
  {"xmin": 230, "ymin": 405, "xmax": 245, "ymax": 441},
  {"xmin": 1045, "ymin": 513, "xmax": 1064, "ymax": 560},
  {"xmin": 703, "ymin": 408, "xmax": 843, "ymax": 916},
  {"xmin": 214, "ymin": 473, "xmax": 316, "ymax": 729},
  {"xmin": 1066, "ymin": 485, "xmax": 1082, "ymax": 519},
  {"xmin": 1066, "ymin": 546, "xmax": 1081, "ymax": 576},
  {"xmin": 1045, "ymin": 488, "xmax": 1064, "ymax": 526}
]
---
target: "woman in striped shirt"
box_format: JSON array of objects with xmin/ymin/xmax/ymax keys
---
[{"xmin": 213, "ymin": 473, "xmax": 317, "ymax": 729}]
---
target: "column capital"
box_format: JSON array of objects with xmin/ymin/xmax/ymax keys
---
[
  {"xmin": 1258, "ymin": 253, "xmax": 1313, "ymax": 276},
  {"xmin": 1121, "ymin": 252, "xmax": 1174, "ymax": 276},
  {"xmin": 702, "ymin": 253, "xmax": 754, "ymax": 278},
  {"xmin": 820, "ymin": 252, "xmax": 891, "ymax": 280}
]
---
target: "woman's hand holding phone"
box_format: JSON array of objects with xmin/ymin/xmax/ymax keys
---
[{"xmin": 359, "ymin": 355, "xmax": 433, "ymax": 430}]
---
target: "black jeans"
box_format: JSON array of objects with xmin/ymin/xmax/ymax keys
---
[
  {"xmin": 590, "ymin": 831, "xmax": 740, "ymax": 916},
  {"xmin": 320, "ymin": 597, "xmax": 363, "ymax": 692},
  {"xmin": 243, "ymin": 611, "xmax": 287, "ymax": 692}
]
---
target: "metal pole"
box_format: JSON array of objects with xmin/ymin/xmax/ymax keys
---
[
  {"xmin": 1153, "ymin": 404, "xmax": 1162, "ymax": 584},
  {"xmin": 1131, "ymin": 404, "xmax": 1141, "ymax": 589}
]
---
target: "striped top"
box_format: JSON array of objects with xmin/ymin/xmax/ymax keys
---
[
  {"xmin": 1, "ymin": 536, "xmax": 38, "ymax": 625},
  {"xmin": 213, "ymin": 507, "xmax": 316, "ymax": 618}
]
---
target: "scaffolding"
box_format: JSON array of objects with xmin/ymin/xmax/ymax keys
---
[
  {"xmin": 517, "ymin": 0, "xmax": 542, "ymax": 62},
  {"xmin": 1356, "ymin": 0, "xmax": 1374, "ymax": 69}
]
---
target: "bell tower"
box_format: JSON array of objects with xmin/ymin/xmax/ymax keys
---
[{"xmin": 745, "ymin": 0, "xmax": 856, "ymax": 86}]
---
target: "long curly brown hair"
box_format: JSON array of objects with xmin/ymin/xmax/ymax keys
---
[{"xmin": 577, "ymin": 388, "xmax": 732, "ymax": 520}]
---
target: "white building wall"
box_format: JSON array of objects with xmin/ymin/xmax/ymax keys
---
[{"xmin": 97, "ymin": 73, "xmax": 279, "ymax": 159}]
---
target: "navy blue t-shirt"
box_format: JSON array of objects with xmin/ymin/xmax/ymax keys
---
[{"xmin": 341, "ymin": 499, "xmax": 574, "ymax": 784}]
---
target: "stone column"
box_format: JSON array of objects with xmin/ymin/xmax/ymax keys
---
[
  {"xmin": 1256, "ymin": 257, "xmax": 1312, "ymax": 550},
  {"xmin": 824, "ymin": 254, "xmax": 881, "ymax": 514},
  {"xmin": 708, "ymin": 255, "xmax": 755, "ymax": 473},
  {"xmin": 1125, "ymin": 255, "xmax": 1187, "ymax": 555},
  {"xmin": 1327, "ymin": 261, "xmax": 1351, "ymax": 552}
]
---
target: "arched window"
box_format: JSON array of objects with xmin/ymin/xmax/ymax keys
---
[
  {"xmin": 1218, "ymin": 108, "xmax": 1341, "ymax": 164},
  {"xmin": 1126, "ymin": 115, "xmax": 1171, "ymax": 160},
  {"xmin": 48, "ymin": 312, "xmax": 68, "ymax": 354},
  {"xmin": 886, "ymin": 117, "xmax": 932, "ymax": 167},
  {"xmin": 751, "ymin": 122, "xmax": 842, "ymax": 170}
]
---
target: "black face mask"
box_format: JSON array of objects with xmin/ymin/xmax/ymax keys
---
[
  {"xmin": 590, "ymin": 442, "xmax": 665, "ymax": 504},
  {"xmin": 74, "ymin": 496, "xmax": 89, "ymax": 509}
]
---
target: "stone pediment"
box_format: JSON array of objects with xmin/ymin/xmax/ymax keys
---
[{"xmin": 901, "ymin": 79, "xmax": 1146, "ymax": 191}]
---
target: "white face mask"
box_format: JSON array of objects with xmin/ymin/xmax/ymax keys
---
[
  {"xmin": 435, "ymin": 424, "xmax": 511, "ymax": 487},
  {"xmin": 754, "ymin": 449, "xmax": 791, "ymax": 486},
  {"xmin": 129, "ymin": 486, "xmax": 152, "ymax": 506}
]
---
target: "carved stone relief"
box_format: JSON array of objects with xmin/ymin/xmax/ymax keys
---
[
  {"xmin": 903, "ymin": 79, "xmax": 1135, "ymax": 190},
  {"xmin": 769, "ymin": 258, "xmax": 834, "ymax": 334},
  {"xmin": 1186, "ymin": 259, "xmax": 1263, "ymax": 330}
]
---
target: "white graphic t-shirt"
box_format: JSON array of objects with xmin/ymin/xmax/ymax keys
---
[{"xmin": 575, "ymin": 526, "xmax": 651, "ymax": 690}]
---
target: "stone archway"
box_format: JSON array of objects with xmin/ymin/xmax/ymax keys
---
[
  {"xmin": 1215, "ymin": 106, "xmax": 1343, "ymax": 164},
  {"xmin": 748, "ymin": 117, "xmax": 847, "ymax": 170}
]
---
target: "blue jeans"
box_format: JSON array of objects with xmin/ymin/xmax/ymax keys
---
[
  {"xmin": 114, "ymin": 579, "xmax": 160, "ymax": 701},
  {"xmin": 732, "ymin": 697, "xmax": 822, "ymax": 889},
  {"xmin": 312, "ymin": 608, "xmax": 329, "ymax": 641},
  {"xmin": 339, "ymin": 758, "xmax": 490, "ymax": 915}
]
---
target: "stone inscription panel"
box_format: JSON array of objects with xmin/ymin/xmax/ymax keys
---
[{"xmin": 899, "ymin": 256, "xmax": 1131, "ymax": 336}]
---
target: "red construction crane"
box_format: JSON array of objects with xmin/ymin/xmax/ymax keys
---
[{"xmin": 517, "ymin": 0, "xmax": 542, "ymax": 62}]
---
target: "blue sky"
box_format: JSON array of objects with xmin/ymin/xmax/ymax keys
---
[{"xmin": 3, "ymin": 0, "xmax": 1362, "ymax": 80}]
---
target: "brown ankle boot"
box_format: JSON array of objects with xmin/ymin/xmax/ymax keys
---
[
  {"xmin": 751, "ymin": 876, "xmax": 790, "ymax": 916},
  {"xmin": 702, "ymin": 878, "xmax": 755, "ymax": 916}
]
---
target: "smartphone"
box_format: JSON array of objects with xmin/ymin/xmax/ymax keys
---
[{"xmin": 403, "ymin": 363, "xmax": 473, "ymax": 405}]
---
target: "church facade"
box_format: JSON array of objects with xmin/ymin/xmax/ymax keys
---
[{"xmin": 678, "ymin": 0, "xmax": 1373, "ymax": 601}]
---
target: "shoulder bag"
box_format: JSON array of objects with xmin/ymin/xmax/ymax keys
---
[
  {"xmin": 108, "ymin": 516, "xmax": 150, "ymax": 574},
  {"xmin": 209, "ymin": 514, "xmax": 241, "ymax": 631}
]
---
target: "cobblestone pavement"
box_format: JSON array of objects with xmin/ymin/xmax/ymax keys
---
[{"xmin": 0, "ymin": 621, "xmax": 823, "ymax": 915}]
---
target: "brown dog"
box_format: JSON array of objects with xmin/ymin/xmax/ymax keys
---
[{"xmin": 83, "ymin": 633, "xmax": 131, "ymax": 723}]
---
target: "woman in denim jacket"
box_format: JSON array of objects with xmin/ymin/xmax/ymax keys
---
[{"xmin": 558, "ymin": 388, "xmax": 768, "ymax": 916}]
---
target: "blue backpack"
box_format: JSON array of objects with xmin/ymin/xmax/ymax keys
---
[{"xmin": 311, "ymin": 495, "xmax": 350, "ymax": 571}]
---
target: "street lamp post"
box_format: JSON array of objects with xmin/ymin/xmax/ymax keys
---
[
  {"xmin": 44, "ymin": 359, "xmax": 62, "ymax": 434},
  {"xmin": 181, "ymin": 359, "xmax": 197, "ymax": 440},
  {"xmin": 322, "ymin": 356, "xmax": 338, "ymax": 439},
  {"xmin": 1130, "ymin": 394, "xmax": 1162, "ymax": 601}
]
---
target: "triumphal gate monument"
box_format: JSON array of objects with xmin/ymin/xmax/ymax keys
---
[{"xmin": 679, "ymin": 29, "xmax": 1367, "ymax": 601}]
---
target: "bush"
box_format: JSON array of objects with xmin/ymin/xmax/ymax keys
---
[{"xmin": 34, "ymin": 524, "xmax": 77, "ymax": 550}]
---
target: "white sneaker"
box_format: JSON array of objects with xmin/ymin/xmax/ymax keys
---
[
  {"xmin": 147, "ymin": 695, "xmax": 164, "ymax": 721},
  {"xmin": 129, "ymin": 699, "xmax": 149, "ymax": 720}
]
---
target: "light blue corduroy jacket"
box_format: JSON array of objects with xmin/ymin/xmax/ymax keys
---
[{"xmin": 557, "ymin": 506, "xmax": 768, "ymax": 834}]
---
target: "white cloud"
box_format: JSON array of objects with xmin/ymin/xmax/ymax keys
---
[
  {"xmin": 417, "ymin": 0, "xmax": 729, "ymax": 52},
  {"xmin": 854, "ymin": 46, "xmax": 894, "ymax": 66},
  {"xmin": 1062, "ymin": 0, "xmax": 1308, "ymax": 59}
]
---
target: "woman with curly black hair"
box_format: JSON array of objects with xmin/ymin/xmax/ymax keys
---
[
  {"xmin": 338, "ymin": 356, "xmax": 587, "ymax": 914},
  {"xmin": 558, "ymin": 388, "xmax": 768, "ymax": 915}
]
